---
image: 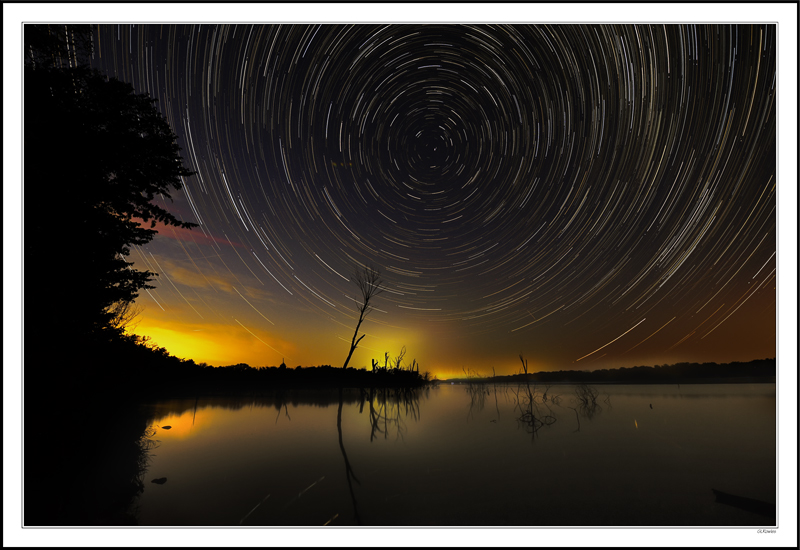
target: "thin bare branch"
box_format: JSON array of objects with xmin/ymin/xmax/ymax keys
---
[{"xmin": 342, "ymin": 265, "xmax": 383, "ymax": 369}]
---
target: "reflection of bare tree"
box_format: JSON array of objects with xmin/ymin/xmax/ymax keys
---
[
  {"xmin": 462, "ymin": 368, "xmax": 489, "ymax": 420},
  {"xmin": 566, "ymin": 384, "xmax": 603, "ymax": 430},
  {"xmin": 358, "ymin": 386, "xmax": 422, "ymax": 441},
  {"xmin": 574, "ymin": 384, "xmax": 599, "ymax": 405},
  {"xmin": 337, "ymin": 388, "xmax": 361, "ymax": 525},
  {"xmin": 459, "ymin": 358, "xmax": 563, "ymax": 440},
  {"xmin": 331, "ymin": 386, "xmax": 425, "ymax": 525},
  {"xmin": 511, "ymin": 356, "xmax": 556, "ymax": 440},
  {"xmin": 273, "ymin": 389, "xmax": 291, "ymax": 423},
  {"xmin": 574, "ymin": 384, "xmax": 602, "ymax": 419}
]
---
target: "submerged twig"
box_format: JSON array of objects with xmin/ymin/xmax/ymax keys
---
[{"xmin": 567, "ymin": 406, "xmax": 581, "ymax": 431}]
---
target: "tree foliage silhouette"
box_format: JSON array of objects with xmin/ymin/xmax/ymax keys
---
[
  {"xmin": 24, "ymin": 24, "xmax": 197, "ymax": 341},
  {"xmin": 24, "ymin": 24, "xmax": 93, "ymax": 69}
]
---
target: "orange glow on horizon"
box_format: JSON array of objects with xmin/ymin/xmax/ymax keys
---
[
  {"xmin": 126, "ymin": 272, "xmax": 775, "ymax": 378},
  {"xmin": 131, "ymin": 317, "xmax": 298, "ymax": 367}
]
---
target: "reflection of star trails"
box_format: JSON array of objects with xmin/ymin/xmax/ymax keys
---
[{"xmin": 576, "ymin": 318, "xmax": 646, "ymax": 362}]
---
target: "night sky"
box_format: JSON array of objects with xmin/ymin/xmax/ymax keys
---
[{"xmin": 86, "ymin": 23, "xmax": 778, "ymax": 377}]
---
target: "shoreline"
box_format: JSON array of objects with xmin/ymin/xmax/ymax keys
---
[{"xmin": 443, "ymin": 376, "xmax": 776, "ymax": 386}]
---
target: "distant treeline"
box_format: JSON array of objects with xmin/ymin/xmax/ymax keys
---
[
  {"xmin": 151, "ymin": 362, "xmax": 431, "ymax": 397},
  {"xmin": 479, "ymin": 358, "xmax": 776, "ymax": 385},
  {"xmin": 72, "ymin": 339, "xmax": 432, "ymax": 400}
]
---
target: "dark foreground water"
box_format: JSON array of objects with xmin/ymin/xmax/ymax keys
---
[{"xmin": 132, "ymin": 383, "xmax": 776, "ymax": 527}]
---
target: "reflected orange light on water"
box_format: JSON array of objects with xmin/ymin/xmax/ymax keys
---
[{"xmin": 151, "ymin": 408, "xmax": 216, "ymax": 441}]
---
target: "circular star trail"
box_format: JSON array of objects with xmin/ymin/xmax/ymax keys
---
[{"xmin": 90, "ymin": 24, "xmax": 776, "ymax": 373}]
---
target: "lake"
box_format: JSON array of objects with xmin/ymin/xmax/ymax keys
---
[{"xmin": 132, "ymin": 382, "xmax": 776, "ymax": 527}]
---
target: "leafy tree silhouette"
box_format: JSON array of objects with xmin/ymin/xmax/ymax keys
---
[
  {"xmin": 24, "ymin": 25, "xmax": 197, "ymax": 344},
  {"xmin": 23, "ymin": 25, "xmax": 199, "ymax": 525},
  {"xmin": 24, "ymin": 24, "xmax": 93, "ymax": 69},
  {"xmin": 23, "ymin": 25, "xmax": 202, "ymax": 525}
]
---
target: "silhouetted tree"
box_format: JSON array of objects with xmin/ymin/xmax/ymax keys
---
[
  {"xmin": 24, "ymin": 24, "xmax": 197, "ymax": 343},
  {"xmin": 106, "ymin": 299, "xmax": 143, "ymax": 335},
  {"xmin": 392, "ymin": 346, "xmax": 407, "ymax": 370},
  {"xmin": 341, "ymin": 265, "xmax": 383, "ymax": 369},
  {"xmin": 23, "ymin": 39, "xmax": 199, "ymax": 525},
  {"xmin": 24, "ymin": 24, "xmax": 93, "ymax": 69}
]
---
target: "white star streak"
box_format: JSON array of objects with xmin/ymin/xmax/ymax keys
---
[
  {"xmin": 234, "ymin": 318, "xmax": 286, "ymax": 358},
  {"xmin": 575, "ymin": 318, "xmax": 646, "ymax": 362}
]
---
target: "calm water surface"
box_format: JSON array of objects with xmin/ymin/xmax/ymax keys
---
[{"xmin": 134, "ymin": 383, "xmax": 776, "ymax": 526}]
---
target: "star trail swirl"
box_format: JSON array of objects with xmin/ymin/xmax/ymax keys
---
[{"xmin": 89, "ymin": 24, "xmax": 776, "ymax": 375}]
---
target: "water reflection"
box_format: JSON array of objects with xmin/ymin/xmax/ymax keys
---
[
  {"xmin": 510, "ymin": 380, "xmax": 557, "ymax": 438},
  {"xmin": 139, "ymin": 386, "xmax": 427, "ymax": 526},
  {"xmin": 358, "ymin": 387, "xmax": 422, "ymax": 441},
  {"xmin": 145, "ymin": 389, "xmax": 360, "ymax": 422},
  {"xmin": 461, "ymin": 367, "xmax": 499, "ymax": 421},
  {"xmin": 337, "ymin": 387, "xmax": 361, "ymax": 524},
  {"xmin": 343, "ymin": 387, "xmax": 429, "ymax": 524},
  {"xmin": 509, "ymin": 357, "xmax": 560, "ymax": 438},
  {"xmin": 133, "ymin": 384, "xmax": 775, "ymax": 526},
  {"xmin": 464, "ymin": 379, "xmax": 615, "ymax": 438}
]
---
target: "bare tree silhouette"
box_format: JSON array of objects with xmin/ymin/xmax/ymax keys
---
[{"xmin": 341, "ymin": 265, "xmax": 383, "ymax": 369}]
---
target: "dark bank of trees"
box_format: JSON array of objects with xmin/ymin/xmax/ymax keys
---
[
  {"xmin": 25, "ymin": 24, "xmax": 197, "ymax": 353},
  {"xmin": 126, "ymin": 358, "xmax": 433, "ymax": 400},
  {"xmin": 483, "ymin": 358, "xmax": 776, "ymax": 385},
  {"xmin": 23, "ymin": 24, "xmax": 200, "ymax": 526}
]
